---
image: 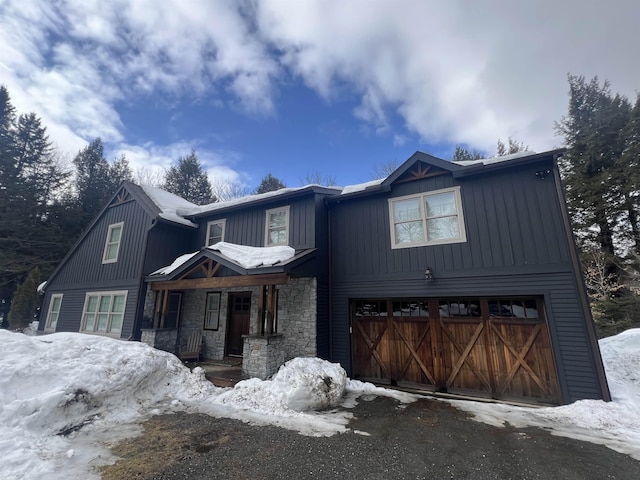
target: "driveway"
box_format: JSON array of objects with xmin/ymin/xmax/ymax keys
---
[{"xmin": 101, "ymin": 396, "xmax": 640, "ymax": 479}]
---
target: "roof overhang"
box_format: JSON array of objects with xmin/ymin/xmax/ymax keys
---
[{"xmin": 145, "ymin": 247, "xmax": 317, "ymax": 290}]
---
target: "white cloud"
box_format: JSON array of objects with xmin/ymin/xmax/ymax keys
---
[
  {"xmin": 256, "ymin": 0, "xmax": 640, "ymax": 151},
  {"xmin": 1, "ymin": 0, "xmax": 639, "ymax": 168}
]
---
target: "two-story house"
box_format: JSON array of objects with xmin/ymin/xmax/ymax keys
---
[{"xmin": 38, "ymin": 149, "xmax": 610, "ymax": 406}]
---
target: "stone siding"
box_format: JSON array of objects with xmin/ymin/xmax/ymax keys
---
[
  {"xmin": 140, "ymin": 328, "xmax": 177, "ymax": 354},
  {"xmin": 242, "ymin": 334, "xmax": 286, "ymax": 379},
  {"xmin": 141, "ymin": 277, "xmax": 317, "ymax": 377},
  {"xmin": 276, "ymin": 277, "xmax": 317, "ymax": 359}
]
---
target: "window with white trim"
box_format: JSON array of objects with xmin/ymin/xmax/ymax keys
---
[
  {"xmin": 265, "ymin": 206, "xmax": 290, "ymax": 246},
  {"xmin": 204, "ymin": 292, "xmax": 221, "ymax": 330},
  {"xmin": 81, "ymin": 291, "xmax": 127, "ymax": 336},
  {"xmin": 206, "ymin": 219, "xmax": 226, "ymax": 246},
  {"xmin": 102, "ymin": 223, "xmax": 124, "ymax": 263},
  {"xmin": 45, "ymin": 294, "xmax": 63, "ymax": 330},
  {"xmin": 389, "ymin": 186, "xmax": 466, "ymax": 249}
]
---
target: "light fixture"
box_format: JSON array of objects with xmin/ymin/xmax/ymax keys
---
[{"xmin": 425, "ymin": 266, "xmax": 433, "ymax": 281}]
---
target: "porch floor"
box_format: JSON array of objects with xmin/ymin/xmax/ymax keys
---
[{"xmin": 189, "ymin": 358, "xmax": 243, "ymax": 388}]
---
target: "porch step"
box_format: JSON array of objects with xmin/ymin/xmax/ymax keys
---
[{"xmin": 197, "ymin": 362, "xmax": 243, "ymax": 388}]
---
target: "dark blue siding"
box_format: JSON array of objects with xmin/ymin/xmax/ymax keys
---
[
  {"xmin": 40, "ymin": 283, "xmax": 139, "ymax": 339},
  {"xmin": 196, "ymin": 195, "xmax": 317, "ymax": 249},
  {"xmin": 329, "ymin": 159, "xmax": 606, "ymax": 404},
  {"xmin": 39, "ymin": 196, "xmax": 155, "ymax": 338},
  {"xmin": 331, "ymin": 161, "xmax": 572, "ymax": 281},
  {"xmin": 330, "ymin": 272, "xmax": 601, "ymax": 403}
]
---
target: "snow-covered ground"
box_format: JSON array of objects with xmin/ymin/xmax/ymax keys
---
[{"xmin": 1, "ymin": 328, "xmax": 639, "ymax": 479}]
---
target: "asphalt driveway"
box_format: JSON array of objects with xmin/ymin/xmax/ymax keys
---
[{"xmin": 101, "ymin": 396, "xmax": 640, "ymax": 479}]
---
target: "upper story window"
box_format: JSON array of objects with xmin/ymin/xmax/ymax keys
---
[
  {"xmin": 206, "ymin": 219, "xmax": 226, "ymax": 246},
  {"xmin": 45, "ymin": 293, "xmax": 63, "ymax": 331},
  {"xmin": 388, "ymin": 186, "xmax": 466, "ymax": 249},
  {"xmin": 102, "ymin": 222, "xmax": 124, "ymax": 263},
  {"xmin": 265, "ymin": 206, "xmax": 290, "ymax": 246}
]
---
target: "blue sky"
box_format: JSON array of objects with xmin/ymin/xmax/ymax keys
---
[{"xmin": 1, "ymin": 0, "xmax": 639, "ymax": 191}]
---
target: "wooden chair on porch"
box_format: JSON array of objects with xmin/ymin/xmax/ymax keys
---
[{"xmin": 180, "ymin": 330, "xmax": 203, "ymax": 362}]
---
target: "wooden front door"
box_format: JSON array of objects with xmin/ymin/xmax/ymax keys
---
[
  {"xmin": 226, "ymin": 293, "xmax": 251, "ymax": 356},
  {"xmin": 351, "ymin": 297, "xmax": 560, "ymax": 404}
]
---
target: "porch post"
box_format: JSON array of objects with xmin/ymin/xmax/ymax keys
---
[
  {"xmin": 257, "ymin": 284, "xmax": 265, "ymax": 335},
  {"xmin": 265, "ymin": 285, "xmax": 276, "ymax": 335}
]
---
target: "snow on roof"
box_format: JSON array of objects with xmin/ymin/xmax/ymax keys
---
[
  {"xmin": 150, "ymin": 251, "xmax": 198, "ymax": 275},
  {"xmin": 37, "ymin": 281, "xmax": 46, "ymax": 295},
  {"xmin": 192, "ymin": 185, "xmax": 342, "ymax": 216},
  {"xmin": 209, "ymin": 242, "xmax": 295, "ymax": 269},
  {"xmin": 140, "ymin": 184, "xmax": 199, "ymax": 227},
  {"xmin": 452, "ymin": 150, "xmax": 538, "ymax": 167},
  {"xmin": 340, "ymin": 178, "xmax": 384, "ymax": 195}
]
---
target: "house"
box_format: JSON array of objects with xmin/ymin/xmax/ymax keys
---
[{"xmin": 38, "ymin": 149, "xmax": 610, "ymax": 406}]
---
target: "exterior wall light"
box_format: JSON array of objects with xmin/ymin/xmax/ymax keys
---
[{"xmin": 425, "ymin": 267, "xmax": 433, "ymax": 281}]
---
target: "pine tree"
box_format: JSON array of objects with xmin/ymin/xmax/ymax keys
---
[
  {"xmin": 556, "ymin": 75, "xmax": 631, "ymax": 259},
  {"xmin": 73, "ymin": 138, "xmax": 113, "ymax": 221},
  {"xmin": 255, "ymin": 173, "xmax": 286, "ymax": 194},
  {"xmin": 619, "ymin": 95, "xmax": 640, "ymax": 255},
  {"xmin": 163, "ymin": 150, "xmax": 215, "ymax": 205},
  {"xmin": 7, "ymin": 267, "xmax": 41, "ymax": 329},
  {"xmin": 0, "ymin": 89, "xmax": 69, "ymax": 305}
]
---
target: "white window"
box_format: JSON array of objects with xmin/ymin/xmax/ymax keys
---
[
  {"xmin": 102, "ymin": 223, "xmax": 124, "ymax": 264},
  {"xmin": 206, "ymin": 219, "xmax": 226, "ymax": 246},
  {"xmin": 80, "ymin": 291, "xmax": 127, "ymax": 336},
  {"xmin": 388, "ymin": 186, "xmax": 466, "ymax": 249},
  {"xmin": 45, "ymin": 294, "xmax": 63, "ymax": 331},
  {"xmin": 265, "ymin": 206, "xmax": 290, "ymax": 246},
  {"xmin": 204, "ymin": 292, "xmax": 221, "ymax": 330}
]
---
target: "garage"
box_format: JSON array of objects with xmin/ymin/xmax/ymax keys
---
[{"xmin": 351, "ymin": 297, "xmax": 560, "ymax": 404}]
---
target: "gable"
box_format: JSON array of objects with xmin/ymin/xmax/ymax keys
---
[{"xmin": 45, "ymin": 183, "xmax": 158, "ymax": 289}]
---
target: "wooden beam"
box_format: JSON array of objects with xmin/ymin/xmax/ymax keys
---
[
  {"xmin": 257, "ymin": 285, "xmax": 265, "ymax": 335},
  {"xmin": 151, "ymin": 273, "xmax": 290, "ymax": 291},
  {"xmin": 265, "ymin": 285, "xmax": 276, "ymax": 334}
]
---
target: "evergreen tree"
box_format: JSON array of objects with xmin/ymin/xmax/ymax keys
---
[
  {"xmin": 73, "ymin": 138, "xmax": 113, "ymax": 221},
  {"xmin": 109, "ymin": 154, "xmax": 134, "ymax": 187},
  {"xmin": 255, "ymin": 173, "xmax": 286, "ymax": 194},
  {"xmin": 7, "ymin": 267, "xmax": 42, "ymax": 329},
  {"xmin": 0, "ymin": 88, "xmax": 70, "ymax": 305},
  {"xmin": 556, "ymin": 75, "xmax": 631, "ymax": 259},
  {"xmin": 163, "ymin": 150, "xmax": 215, "ymax": 205},
  {"xmin": 619, "ymin": 95, "xmax": 640, "ymax": 255}
]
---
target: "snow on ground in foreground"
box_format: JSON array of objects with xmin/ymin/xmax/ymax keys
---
[
  {"xmin": 3, "ymin": 328, "xmax": 639, "ymax": 479},
  {"xmin": 448, "ymin": 328, "xmax": 640, "ymax": 460},
  {"xmin": 0, "ymin": 331, "xmax": 416, "ymax": 480}
]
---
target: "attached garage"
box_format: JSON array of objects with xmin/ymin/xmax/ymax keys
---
[{"xmin": 351, "ymin": 297, "xmax": 560, "ymax": 404}]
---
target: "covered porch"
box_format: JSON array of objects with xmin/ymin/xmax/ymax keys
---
[{"xmin": 141, "ymin": 244, "xmax": 318, "ymax": 379}]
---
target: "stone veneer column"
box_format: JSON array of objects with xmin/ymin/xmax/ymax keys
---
[
  {"xmin": 242, "ymin": 334, "xmax": 286, "ymax": 379},
  {"xmin": 140, "ymin": 328, "xmax": 178, "ymax": 354}
]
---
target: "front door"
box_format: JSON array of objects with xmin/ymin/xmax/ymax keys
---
[{"xmin": 226, "ymin": 293, "xmax": 251, "ymax": 356}]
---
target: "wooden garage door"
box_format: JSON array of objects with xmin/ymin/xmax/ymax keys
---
[{"xmin": 351, "ymin": 297, "xmax": 560, "ymax": 404}]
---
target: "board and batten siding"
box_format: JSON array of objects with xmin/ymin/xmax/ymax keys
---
[
  {"xmin": 328, "ymin": 159, "xmax": 605, "ymax": 404},
  {"xmin": 40, "ymin": 198, "xmax": 155, "ymax": 338},
  {"xmin": 330, "ymin": 272, "xmax": 601, "ymax": 403},
  {"xmin": 41, "ymin": 283, "xmax": 140, "ymax": 339},
  {"xmin": 330, "ymin": 160, "xmax": 571, "ymax": 281},
  {"xmin": 195, "ymin": 195, "xmax": 317, "ymax": 249},
  {"xmin": 52, "ymin": 201, "xmax": 154, "ymax": 287}
]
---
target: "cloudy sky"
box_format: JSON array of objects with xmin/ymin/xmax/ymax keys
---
[{"xmin": 1, "ymin": 0, "xmax": 638, "ymax": 189}]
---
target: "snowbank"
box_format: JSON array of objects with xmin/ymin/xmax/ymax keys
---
[
  {"xmin": 0, "ymin": 331, "xmax": 417, "ymax": 480},
  {"xmin": 449, "ymin": 328, "xmax": 640, "ymax": 460}
]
